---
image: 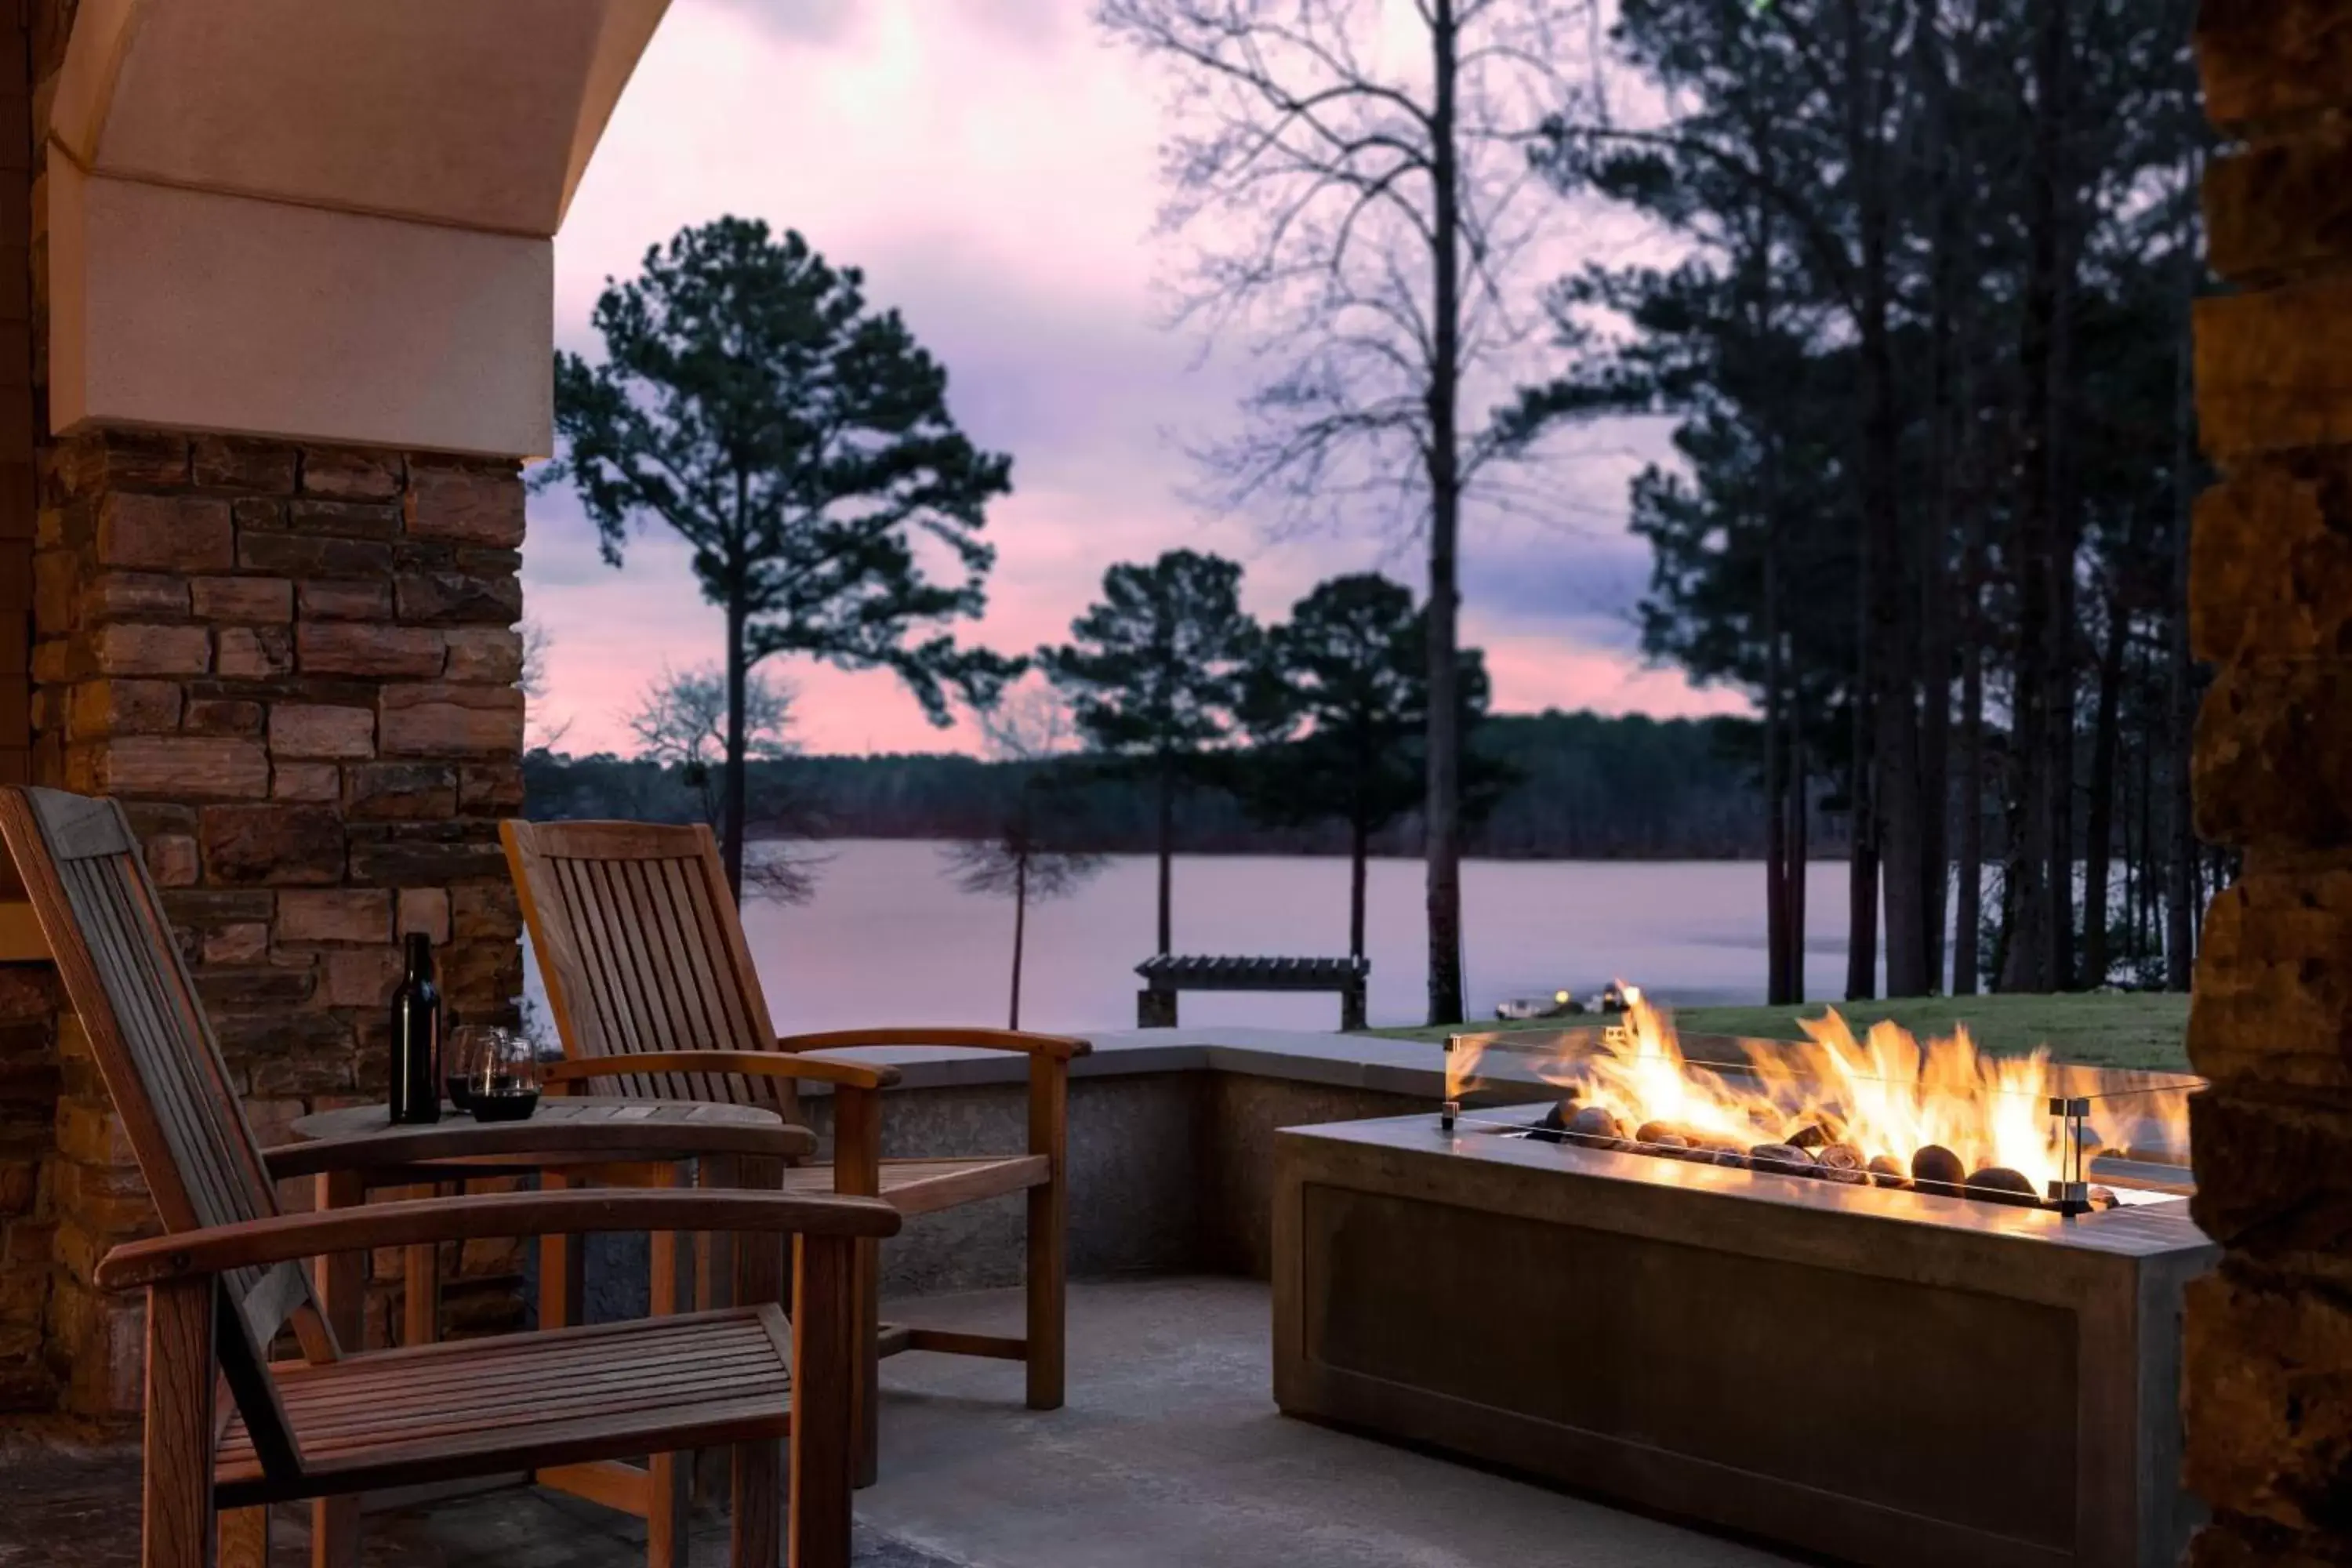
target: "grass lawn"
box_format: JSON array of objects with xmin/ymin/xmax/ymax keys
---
[{"xmin": 1371, "ymin": 991, "xmax": 2190, "ymax": 1073}]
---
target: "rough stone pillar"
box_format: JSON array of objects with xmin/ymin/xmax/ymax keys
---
[
  {"xmin": 0, "ymin": 0, "xmax": 52, "ymax": 1414},
  {"xmin": 0, "ymin": 962, "xmax": 55, "ymax": 1411},
  {"xmin": 27, "ymin": 432, "xmax": 528, "ymax": 1412},
  {"xmin": 0, "ymin": 0, "xmax": 664, "ymax": 1418},
  {"xmin": 2183, "ymin": 3, "xmax": 2352, "ymax": 1560}
]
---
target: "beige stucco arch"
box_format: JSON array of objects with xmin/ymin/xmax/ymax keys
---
[{"xmin": 40, "ymin": 0, "xmax": 668, "ymax": 457}]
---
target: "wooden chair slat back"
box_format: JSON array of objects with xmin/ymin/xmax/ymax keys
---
[
  {"xmin": 503, "ymin": 819, "xmax": 797, "ymax": 1120},
  {"xmin": 0, "ymin": 787, "xmax": 315, "ymax": 1473}
]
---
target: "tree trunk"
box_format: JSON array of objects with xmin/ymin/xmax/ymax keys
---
[
  {"xmin": 1155, "ymin": 755, "xmax": 1174, "ymax": 955},
  {"xmin": 2136, "ymin": 654, "xmax": 2157, "ymax": 966},
  {"xmin": 1421, "ymin": 0, "xmax": 1466, "ymax": 1025},
  {"xmin": 1349, "ymin": 815, "xmax": 1370, "ymax": 963},
  {"xmin": 1748, "ymin": 122, "xmax": 1792, "ymax": 1007},
  {"xmin": 1952, "ymin": 504, "xmax": 1987, "ymax": 996},
  {"xmin": 1847, "ymin": 746, "xmax": 1878, "ymax": 1000},
  {"xmin": 2122, "ymin": 709, "xmax": 2140, "ymax": 969},
  {"xmin": 1842, "ymin": 0, "xmax": 1910, "ymax": 1001},
  {"xmin": 1010, "ymin": 855, "xmax": 1027, "ymax": 1030},
  {"xmin": 1765, "ymin": 547, "xmax": 1792, "ymax": 1006},
  {"xmin": 2041, "ymin": 0, "xmax": 2080, "ymax": 993},
  {"xmin": 2164, "ymin": 154, "xmax": 2201, "ymax": 991},
  {"xmin": 1788, "ymin": 720, "xmax": 1809, "ymax": 1003},
  {"xmin": 2081, "ymin": 590, "xmax": 2129, "ymax": 989},
  {"xmin": 1916, "ymin": 0, "xmax": 1958, "ymax": 997},
  {"xmin": 1862, "ymin": 165, "xmax": 1922, "ymax": 1001},
  {"xmin": 2008, "ymin": 0, "xmax": 2069, "ymax": 994},
  {"xmin": 721, "ymin": 585, "xmax": 750, "ymax": 902},
  {"xmin": 1918, "ymin": 523, "xmax": 1952, "ymax": 996},
  {"xmin": 1991, "ymin": 841, "xmax": 2019, "ymax": 991},
  {"xmin": 2049, "ymin": 364, "xmax": 2080, "ymax": 990}
]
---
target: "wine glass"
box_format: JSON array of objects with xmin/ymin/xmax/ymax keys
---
[
  {"xmin": 446, "ymin": 1025, "xmax": 499, "ymax": 1112},
  {"xmin": 469, "ymin": 1027, "xmax": 542, "ymax": 1122}
]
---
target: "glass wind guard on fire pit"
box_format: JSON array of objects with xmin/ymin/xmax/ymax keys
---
[{"xmin": 1440, "ymin": 1007, "xmax": 2202, "ymax": 1215}]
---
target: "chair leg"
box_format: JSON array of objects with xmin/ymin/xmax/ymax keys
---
[
  {"xmin": 1026, "ymin": 1062, "xmax": 1069, "ymax": 1411},
  {"xmin": 143, "ymin": 1279, "xmax": 216, "ymax": 1568},
  {"xmin": 1025, "ymin": 1178, "xmax": 1066, "ymax": 1410},
  {"xmin": 539, "ymin": 1170, "xmax": 586, "ymax": 1330},
  {"xmin": 728, "ymin": 1151, "xmax": 790, "ymax": 1566},
  {"xmin": 789, "ymin": 1236, "xmax": 857, "ymax": 1568},
  {"xmin": 829, "ymin": 1087, "xmax": 884, "ymax": 1489},
  {"xmin": 310, "ymin": 1485, "xmax": 361, "ymax": 1567},
  {"xmin": 697, "ymin": 1160, "xmax": 739, "ymax": 1506},
  {"xmin": 651, "ymin": 1443, "xmax": 694, "ymax": 1568},
  {"xmin": 730, "ymin": 1437, "xmax": 782, "ymax": 1568},
  {"xmin": 650, "ymin": 1181, "xmax": 694, "ymax": 1568},
  {"xmin": 401, "ymin": 1181, "xmax": 443, "ymax": 1348},
  {"xmin": 310, "ymin": 1171, "xmax": 366, "ymax": 1568},
  {"xmin": 855, "ymin": 1236, "xmax": 880, "ymax": 1489},
  {"xmin": 218, "ymin": 1505, "xmax": 270, "ymax": 1568}
]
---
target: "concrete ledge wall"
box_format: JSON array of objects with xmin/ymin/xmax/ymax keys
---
[
  {"xmin": 558, "ymin": 1031, "xmax": 1448, "ymax": 1319},
  {"xmin": 797, "ymin": 1067, "xmax": 1426, "ymax": 1296}
]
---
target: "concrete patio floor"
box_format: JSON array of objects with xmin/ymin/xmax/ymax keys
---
[
  {"xmin": 0, "ymin": 1276, "xmax": 1802, "ymax": 1567},
  {"xmin": 865, "ymin": 1275, "xmax": 1800, "ymax": 1568}
]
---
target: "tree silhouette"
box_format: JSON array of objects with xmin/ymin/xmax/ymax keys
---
[
  {"xmin": 625, "ymin": 662, "xmax": 822, "ymax": 904},
  {"xmin": 1040, "ymin": 550, "xmax": 1258, "ymax": 954},
  {"xmin": 1098, "ymin": 0, "xmax": 1595, "ymax": 1022},
  {"xmin": 1241, "ymin": 574, "xmax": 1500, "ymax": 960},
  {"xmin": 549, "ymin": 216, "xmax": 1018, "ymax": 896},
  {"xmin": 940, "ymin": 684, "xmax": 1105, "ymax": 1028}
]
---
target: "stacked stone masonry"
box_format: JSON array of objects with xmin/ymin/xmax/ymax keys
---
[
  {"xmin": 0, "ymin": 0, "xmax": 44, "ymax": 1411},
  {"xmin": 21, "ymin": 430, "xmax": 529, "ymax": 1414},
  {"xmin": 2185, "ymin": 2, "xmax": 2352, "ymax": 1562},
  {"xmin": 0, "ymin": 960, "xmax": 53, "ymax": 1411},
  {"xmin": 0, "ymin": 0, "xmax": 29, "ymax": 793}
]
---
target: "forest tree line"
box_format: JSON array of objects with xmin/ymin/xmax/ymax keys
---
[
  {"xmin": 1504, "ymin": 0, "xmax": 2216, "ymax": 999},
  {"xmin": 521, "ymin": 708, "xmax": 1788, "ymax": 862}
]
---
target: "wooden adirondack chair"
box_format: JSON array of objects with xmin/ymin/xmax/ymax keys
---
[
  {"xmin": 0, "ymin": 786, "xmax": 900, "ymax": 1568},
  {"xmin": 501, "ymin": 818, "xmax": 1090, "ymax": 1486}
]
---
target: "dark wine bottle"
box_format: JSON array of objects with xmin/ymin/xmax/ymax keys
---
[{"xmin": 388, "ymin": 931, "xmax": 441, "ymax": 1125}]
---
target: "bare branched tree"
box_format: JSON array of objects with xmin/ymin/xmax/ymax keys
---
[
  {"xmin": 625, "ymin": 662, "xmax": 826, "ymax": 903},
  {"xmin": 976, "ymin": 678, "xmax": 1083, "ymax": 762},
  {"xmin": 519, "ymin": 617, "xmax": 572, "ymax": 753},
  {"xmin": 1098, "ymin": 0, "xmax": 1598, "ymax": 1023},
  {"xmin": 942, "ymin": 683, "xmax": 1105, "ymax": 1028}
]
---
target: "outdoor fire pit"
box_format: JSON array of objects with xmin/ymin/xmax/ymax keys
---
[{"xmin": 1272, "ymin": 1007, "xmax": 2212, "ymax": 1568}]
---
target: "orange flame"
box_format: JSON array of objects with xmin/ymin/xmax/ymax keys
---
[{"xmin": 1452, "ymin": 995, "xmax": 2191, "ymax": 1195}]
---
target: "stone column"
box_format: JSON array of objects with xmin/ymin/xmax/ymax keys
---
[
  {"xmin": 0, "ymin": 0, "xmax": 50, "ymax": 1414},
  {"xmin": 29, "ymin": 432, "xmax": 528, "ymax": 1411},
  {"xmin": 0, "ymin": 0, "xmax": 665, "ymax": 1418},
  {"xmin": 2183, "ymin": 3, "xmax": 2352, "ymax": 1560}
]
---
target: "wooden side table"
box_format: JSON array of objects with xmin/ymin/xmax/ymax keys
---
[{"xmin": 286, "ymin": 1098, "xmax": 798, "ymax": 1566}]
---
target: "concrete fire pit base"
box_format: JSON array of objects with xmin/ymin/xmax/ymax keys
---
[{"xmin": 1273, "ymin": 1112, "xmax": 2215, "ymax": 1568}]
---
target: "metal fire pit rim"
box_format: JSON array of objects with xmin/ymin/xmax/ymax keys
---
[{"xmin": 1277, "ymin": 1111, "xmax": 2208, "ymax": 1258}]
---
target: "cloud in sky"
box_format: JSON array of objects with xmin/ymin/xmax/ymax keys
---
[{"xmin": 532, "ymin": 0, "xmax": 1746, "ymax": 756}]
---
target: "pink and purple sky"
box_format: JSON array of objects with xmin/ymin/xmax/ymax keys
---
[{"xmin": 528, "ymin": 0, "xmax": 1749, "ymax": 757}]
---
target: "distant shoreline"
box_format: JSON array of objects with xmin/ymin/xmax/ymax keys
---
[{"xmin": 743, "ymin": 834, "xmax": 1861, "ymax": 866}]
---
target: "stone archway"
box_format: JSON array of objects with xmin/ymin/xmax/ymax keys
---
[{"xmin": 2183, "ymin": 3, "xmax": 2352, "ymax": 1563}]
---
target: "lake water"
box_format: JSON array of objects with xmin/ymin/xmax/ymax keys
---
[{"xmin": 731, "ymin": 840, "xmax": 1871, "ymax": 1033}]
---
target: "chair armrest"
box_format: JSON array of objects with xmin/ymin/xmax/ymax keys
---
[
  {"xmin": 96, "ymin": 1189, "xmax": 902, "ymax": 1290},
  {"xmin": 542, "ymin": 1051, "xmax": 902, "ymax": 1092},
  {"xmin": 774, "ymin": 1026, "xmax": 1092, "ymax": 1061},
  {"xmin": 261, "ymin": 1113, "xmax": 816, "ymax": 1181}
]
